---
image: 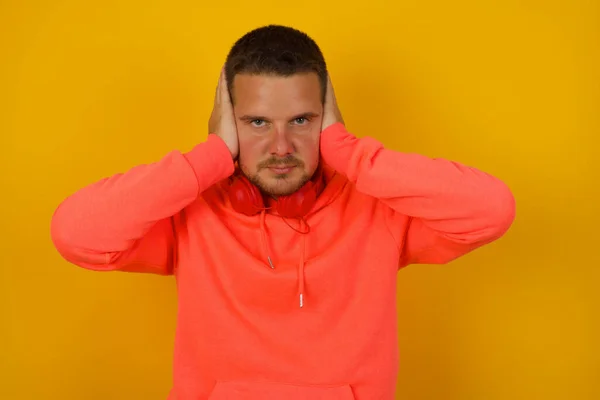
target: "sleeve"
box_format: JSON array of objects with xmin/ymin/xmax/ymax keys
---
[
  {"xmin": 319, "ymin": 123, "xmax": 516, "ymax": 267},
  {"xmin": 50, "ymin": 134, "xmax": 235, "ymax": 274}
]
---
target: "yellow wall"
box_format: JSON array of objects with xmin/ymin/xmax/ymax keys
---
[{"xmin": 2, "ymin": 1, "xmax": 598, "ymax": 399}]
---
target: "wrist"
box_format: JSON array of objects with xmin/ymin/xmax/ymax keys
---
[
  {"xmin": 320, "ymin": 122, "xmax": 355, "ymax": 175},
  {"xmin": 183, "ymin": 134, "xmax": 235, "ymax": 190}
]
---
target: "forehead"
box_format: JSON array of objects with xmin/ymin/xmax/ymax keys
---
[{"xmin": 232, "ymin": 73, "xmax": 322, "ymax": 117}]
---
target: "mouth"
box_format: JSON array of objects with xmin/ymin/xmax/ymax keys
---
[{"xmin": 267, "ymin": 165, "xmax": 297, "ymax": 174}]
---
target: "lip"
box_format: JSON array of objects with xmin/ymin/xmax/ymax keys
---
[{"xmin": 268, "ymin": 165, "xmax": 296, "ymax": 174}]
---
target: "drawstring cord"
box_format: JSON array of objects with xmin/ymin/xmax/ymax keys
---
[
  {"xmin": 282, "ymin": 216, "xmax": 310, "ymax": 234},
  {"xmin": 298, "ymin": 219, "xmax": 306, "ymax": 308},
  {"xmin": 259, "ymin": 210, "xmax": 274, "ymax": 269},
  {"xmin": 258, "ymin": 210, "xmax": 309, "ymax": 308}
]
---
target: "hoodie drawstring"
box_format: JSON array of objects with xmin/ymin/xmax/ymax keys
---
[
  {"xmin": 258, "ymin": 210, "xmax": 308, "ymax": 308},
  {"xmin": 259, "ymin": 210, "xmax": 274, "ymax": 269},
  {"xmin": 298, "ymin": 219, "xmax": 306, "ymax": 308}
]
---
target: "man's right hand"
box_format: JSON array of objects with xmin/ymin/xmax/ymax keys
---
[{"xmin": 209, "ymin": 68, "xmax": 239, "ymax": 160}]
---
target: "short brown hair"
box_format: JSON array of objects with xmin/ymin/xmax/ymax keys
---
[{"xmin": 225, "ymin": 25, "xmax": 327, "ymax": 104}]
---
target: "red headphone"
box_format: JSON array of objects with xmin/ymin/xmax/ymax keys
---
[{"xmin": 228, "ymin": 166, "xmax": 325, "ymax": 219}]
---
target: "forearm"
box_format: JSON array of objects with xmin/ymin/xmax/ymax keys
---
[
  {"xmin": 320, "ymin": 123, "xmax": 515, "ymax": 242},
  {"xmin": 51, "ymin": 134, "xmax": 234, "ymax": 263}
]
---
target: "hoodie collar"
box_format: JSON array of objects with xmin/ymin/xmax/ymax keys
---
[{"xmin": 224, "ymin": 161, "xmax": 348, "ymax": 308}]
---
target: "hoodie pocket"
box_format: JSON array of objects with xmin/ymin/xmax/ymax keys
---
[{"xmin": 208, "ymin": 380, "xmax": 355, "ymax": 400}]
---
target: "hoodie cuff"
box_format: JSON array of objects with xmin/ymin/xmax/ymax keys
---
[
  {"xmin": 320, "ymin": 122, "xmax": 355, "ymax": 175},
  {"xmin": 320, "ymin": 123, "xmax": 384, "ymax": 182},
  {"xmin": 183, "ymin": 134, "xmax": 235, "ymax": 195}
]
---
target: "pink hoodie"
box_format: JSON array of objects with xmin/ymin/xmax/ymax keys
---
[{"xmin": 51, "ymin": 122, "xmax": 515, "ymax": 399}]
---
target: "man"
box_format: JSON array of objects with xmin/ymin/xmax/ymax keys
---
[{"xmin": 51, "ymin": 25, "xmax": 515, "ymax": 399}]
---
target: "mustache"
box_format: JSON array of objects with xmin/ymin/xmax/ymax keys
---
[{"xmin": 258, "ymin": 156, "xmax": 304, "ymax": 169}]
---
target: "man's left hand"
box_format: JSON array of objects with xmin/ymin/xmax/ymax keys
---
[{"xmin": 321, "ymin": 75, "xmax": 344, "ymax": 131}]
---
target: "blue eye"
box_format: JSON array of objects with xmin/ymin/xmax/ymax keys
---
[
  {"xmin": 251, "ymin": 119, "xmax": 266, "ymax": 127},
  {"xmin": 294, "ymin": 117, "xmax": 308, "ymax": 125}
]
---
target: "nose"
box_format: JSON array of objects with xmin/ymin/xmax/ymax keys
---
[{"xmin": 268, "ymin": 125, "xmax": 293, "ymax": 157}]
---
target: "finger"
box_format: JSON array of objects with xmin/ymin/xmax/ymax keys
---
[
  {"xmin": 324, "ymin": 74, "xmax": 344, "ymax": 126},
  {"xmin": 215, "ymin": 68, "xmax": 223, "ymax": 104},
  {"xmin": 324, "ymin": 74, "xmax": 335, "ymax": 112},
  {"xmin": 220, "ymin": 68, "xmax": 233, "ymax": 108},
  {"xmin": 327, "ymin": 75, "xmax": 337, "ymax": 104}
]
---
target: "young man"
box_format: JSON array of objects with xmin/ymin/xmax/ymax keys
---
[{"xmin": 51, "ymin": 25, "xmax": 515, "ymax": 399}]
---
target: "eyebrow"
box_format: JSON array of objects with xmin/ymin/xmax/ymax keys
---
[{"xmin": 238, "ymin": 112, "xmax": 320, "ymax": 122}]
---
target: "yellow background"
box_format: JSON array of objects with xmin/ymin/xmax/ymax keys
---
[{"xmin": 2, "ymin": 1, "xmax": 598, "ymax": 399}]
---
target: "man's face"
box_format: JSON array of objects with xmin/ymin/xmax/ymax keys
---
[{"xmin": 232, "ymin": 72, "xmax": 323, "ymax": 198}]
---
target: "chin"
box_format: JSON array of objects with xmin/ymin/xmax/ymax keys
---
[
  {"xmin": 254, "ymin": 168, "xmax": 310, "ymax": 197},
  {"xmin": 265, "ymin": 182, "xmax": 303, "ymax": 197}
]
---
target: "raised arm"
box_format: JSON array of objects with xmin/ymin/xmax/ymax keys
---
[
  {"xmin": 51, "ymin": 69, "xmax": 239, "ymax": 274},
  {"xmin": 319, "ymin": 77, "xmax": 515, "ymax": 266},
  {"xmin": 50, "ymin": 136, "xmax": 234, "ymax": 274}
]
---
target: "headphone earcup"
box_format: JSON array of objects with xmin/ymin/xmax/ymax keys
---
[
  {"xmin": 229, "ymin": 175, "xmax": 265, "ymax": 216},
  {"xmin": 276, "ymin": 181, "xmax": 317, "ymax": 218}
]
